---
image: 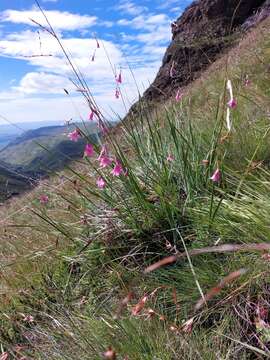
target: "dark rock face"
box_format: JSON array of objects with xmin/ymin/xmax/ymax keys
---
[{"xmin": 139, "ymin": 0, "xmax": 270, "ymax": 103}]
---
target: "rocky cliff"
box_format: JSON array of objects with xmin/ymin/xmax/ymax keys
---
[{"xmin": 134, "ymin": 0, "xmax": 270, "ymax": 105}]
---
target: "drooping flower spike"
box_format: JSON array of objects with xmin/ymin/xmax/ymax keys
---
[
  {"xmin": 68, "ymin": 129, "xmax": 81, "ymax": 142},
  {"xmin": 210, "ymin": 168, "xmax": 221, "ymax": 182},
  {"xmin": 111, "ymin": 159, "xmax": 123, "ymax": 176},
  {"xmin": 96, "ymin": 177, "xmax": 106, "ymax": 189},
  {"xmin": 89, "ymin": 110, "xmax": 95, "ymax": 121},
  {"xmin": 89, "ymin": 107, "xmax": 99, "ymax": 121},
  {"xmin": 175, "ymin": 89, "xmax": 183, "ymax": 102},
  {"xmin": 98, "ymin": 144, "xmax": 111, "ymax": 168},
  {"xmin": 99, "ymin": 156, "xmax": 112, "ymax": 168},
  {"xmin": 116, "ymin": 70, "xmax": 122, "ymax": 84},
  {"xmin": 84, "ymin": 144, "xmax": 94, "ymax": 157}
]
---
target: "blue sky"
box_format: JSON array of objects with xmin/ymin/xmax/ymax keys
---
[{"xmin": 0, "ymin": 0, "xmax": 192, "ymax": 125}]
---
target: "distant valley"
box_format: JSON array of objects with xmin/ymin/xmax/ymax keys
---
[
  {"xmin": 0, "ymin": 121, "xmax": 100, "ymax": 201},
  {"xmin": 0, "ymin": 121, "xmax": 64, "ymax": 150}
]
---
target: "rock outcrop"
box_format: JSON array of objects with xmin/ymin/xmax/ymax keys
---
[{"xmin": 133, "ymin": 0, "xmax": 270, "ymax": 105}]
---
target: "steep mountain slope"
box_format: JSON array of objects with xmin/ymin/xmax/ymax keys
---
[{"xmin": 130, "ymin": 0, "xmax": 270, "ymax": 107}]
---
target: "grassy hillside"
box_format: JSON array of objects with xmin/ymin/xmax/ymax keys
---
[
  {"xmin": 0, "ymin": 161, "xmax": 33, "ymax": 201},
  {"xmin": 0, "ymin": 17, "xmax": 269, "ymax": 359}
]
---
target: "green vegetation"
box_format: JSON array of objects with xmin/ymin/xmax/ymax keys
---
[{"xmin": 0, "ymin": 18, "xmax": 270, "ymax": 359}]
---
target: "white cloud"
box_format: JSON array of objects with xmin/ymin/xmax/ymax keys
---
[
  {"xmin": 0, "ymin": 6, "xmax": 170, "ymax": 124},
  {"xmin": 118, "ymin": 13, "xmax": 171, "ymax": 45},
  {"xmin": 170, "ymin": 7, "xmax": 183, "ymax": 14},
  {"xmin": 116, "ymin": 1, "xmax": 148, "ymax": 16},
  {"xmin": 136, "ymin": 25, "xmax": 171, "ymax": 44},
  {"xmin": 0, "ymin": 7, "xmax": 97, "ymax": 31},
  {"xmin": 14, "ymin": 72, "xmax": 70, "ymax": 94},
  {"xmin": 118, "ymin": 13, "xmax": 171, "ymax": 32},
  {"xmin": 157, "ymin": 0, "xmax": 184, "ymax": 10},
  {"xmin": 0, "ymin": 30, "xmax": 123, "ymax": 79}
]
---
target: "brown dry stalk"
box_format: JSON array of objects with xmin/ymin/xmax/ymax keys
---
[
  {"xmin": 194, "ymin": 268, "xmax": 247, "ymax": 310},
  {"xmin": 131, "ymin": 295, "xmax": 148, "ymax": 316},
  {"xmin": 144, "ymin": 243, "xmax": 270, "ymax": 273}
]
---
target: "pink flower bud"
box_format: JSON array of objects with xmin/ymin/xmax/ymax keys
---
[
  {"xmin": 40, "ymin": 194, "xmax": 49, "ymax": 204},
  {"xmin": 99, "ymin": 156, "xmax": 112, "ymax": 168},
  {"xmin": 227, "ymin": 98, "xmax": 237, "ymax": 109},
  {"xmin": 68, "ymin": 129, "xmax": 81, "ymax": 142},
  {"xmin": 210, "ymin": 168, "xmax": 221, "ymax": 182},
  {"xmin": 115, "ymin": 88, "xmax": 120, "ymax": 99},
  {"xmin": 84, "ymin": 144, "xmax": 94, "ymax": 157},
  {"xmin": 111, "ymin": 160, "xmax": 123, "ymax": 176},
  {"xmin": 175, "ymin": 89, "xmax": 183, "ymax": 102},
  {"xmin": 96, "ymin": 177, "xmax": 106, "ymax": 189},
  {"xmin": 116, "ymin": 71, "xmax": 122, "ymax": 84},
  {"xmin": 167, "ymin": 154, "xmax": 175, "ymax": 162}
]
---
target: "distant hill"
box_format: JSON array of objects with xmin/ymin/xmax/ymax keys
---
[
  {"xmin": 0, "ymin": 121, "xmax": 63, "ymax": 150},
  {"xmin": 0, "ymin": 122, "xmax": 100, "ymax": 201}
]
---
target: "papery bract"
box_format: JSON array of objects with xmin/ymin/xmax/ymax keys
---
[{"xmin": 226, "ymin": 108, "xmax": 232, "ymax": 132}]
